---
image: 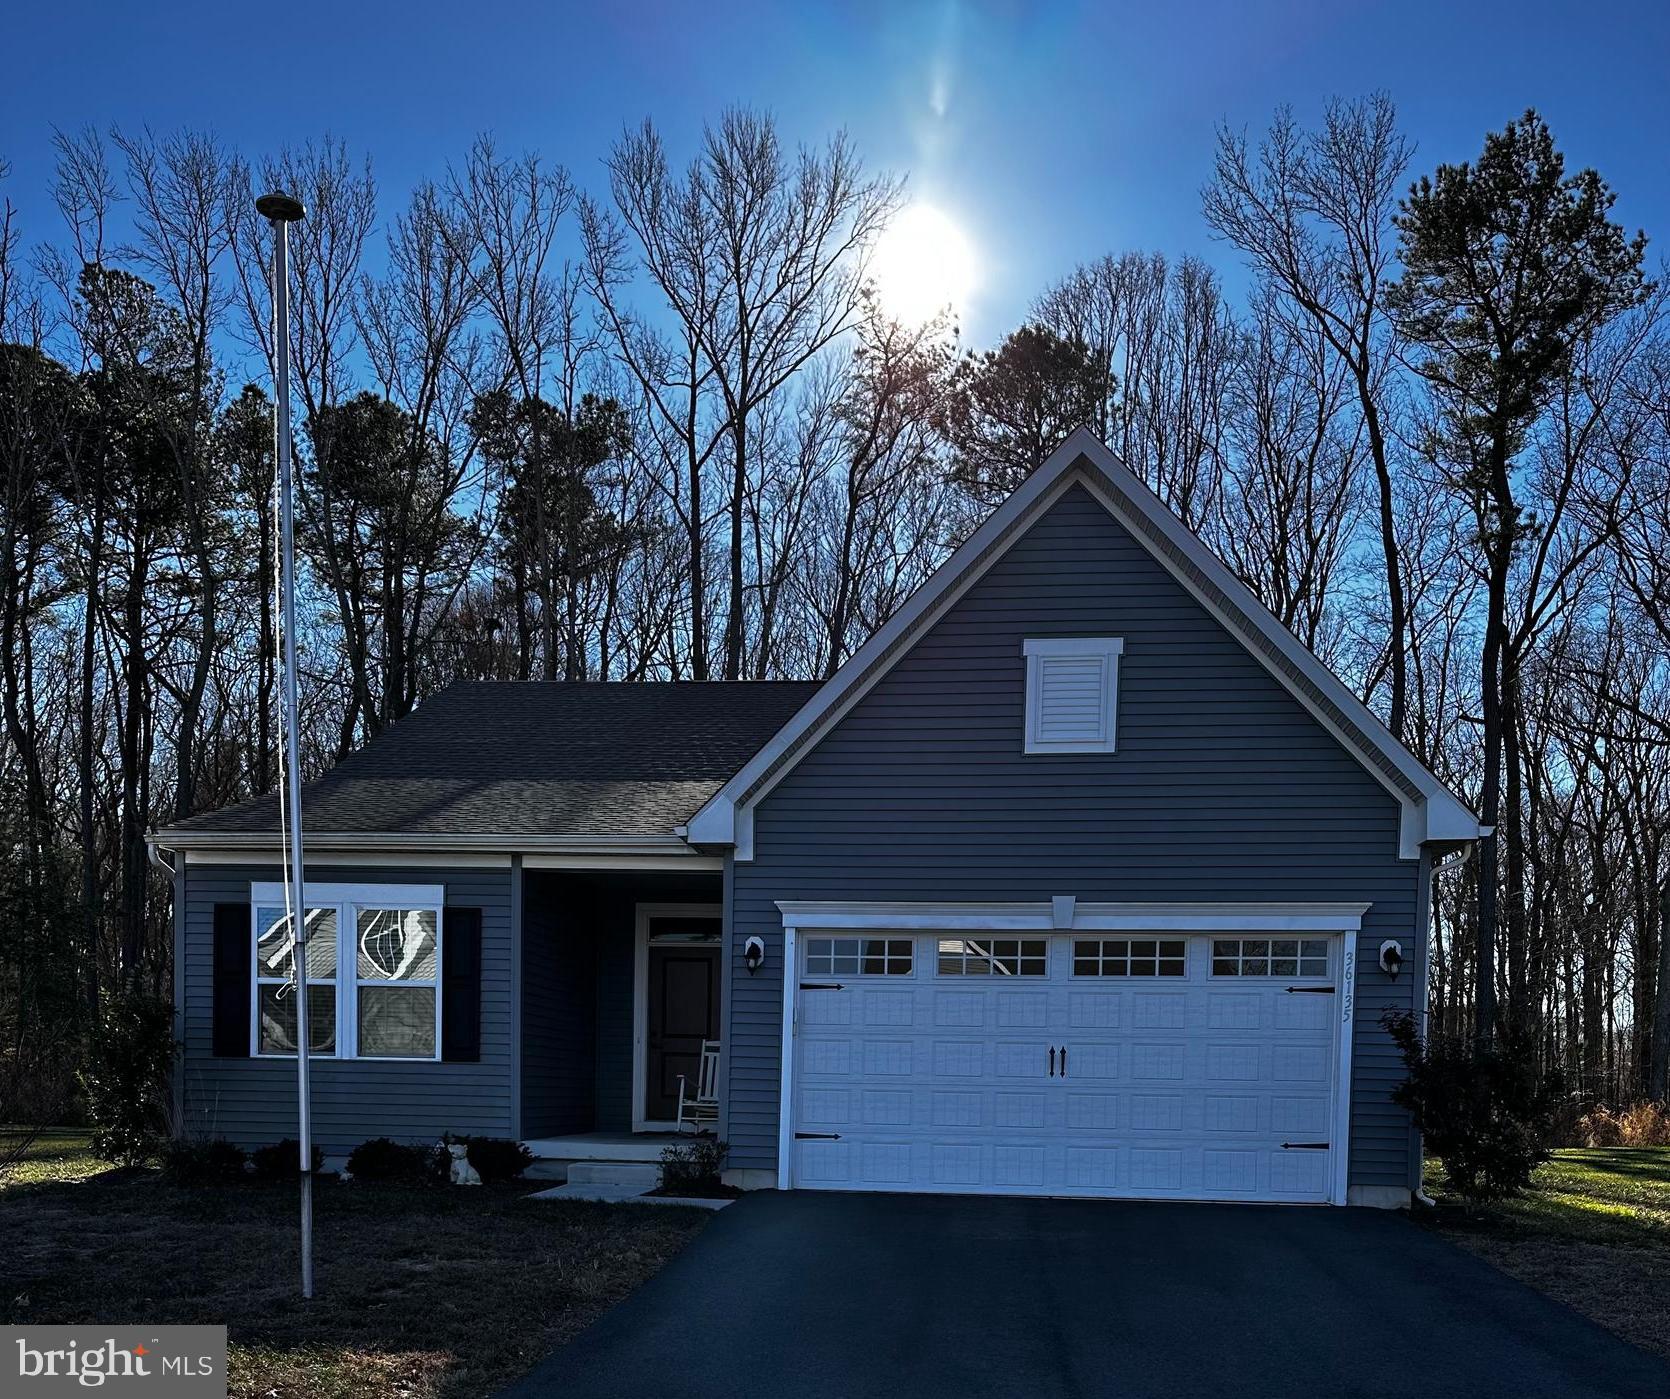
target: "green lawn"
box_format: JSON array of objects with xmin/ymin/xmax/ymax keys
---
[
  {"xmin": 0, "ymin": 1127, "xmax": 114, "ymax": 1188},
  {"xmin": 0, "ymin": 1130, "xmax": 711, "ymax": 1398},
  {"xmin": 1424, "ymin": 1147, "xmax": 1670, "ymax": 1244},
  {"xmin": 1424, "ymin": 1147, "xmax": 1670, "ymax": 1363}
]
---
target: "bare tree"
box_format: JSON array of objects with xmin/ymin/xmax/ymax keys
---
[
  {"xmin": 1217, "ymin": 285, "xmax": 1362, "ymax": 655},
  {"xmin": 1205, "ymin": 94, "xmax": 1413, "ymax": 740},
  {"xmin": 589, "ymin": 109, "xmax": 900, "ymax": 678}
]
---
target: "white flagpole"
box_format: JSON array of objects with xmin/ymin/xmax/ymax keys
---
[{"xmin": 257, "ymin": 190, "xmax": 313, "ymax": 1300}]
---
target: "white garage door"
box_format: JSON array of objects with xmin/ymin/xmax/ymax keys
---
[{"xmin": 789, "ymin": 932, "xmax": 1341, "ymax": 1202}]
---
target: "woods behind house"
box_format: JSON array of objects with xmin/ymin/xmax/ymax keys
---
[{"xmin": 1, "ymin": 98, "xmax": 1667, "ymax": 1127}]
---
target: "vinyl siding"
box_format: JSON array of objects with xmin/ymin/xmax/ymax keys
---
[
  {"xmin": 178, "ymin": 861, "xmax": 513, "ymax": 1150},
  {"xmin": 727, "ymin": 484, "xmax": 1424, "ymax": 1188}
]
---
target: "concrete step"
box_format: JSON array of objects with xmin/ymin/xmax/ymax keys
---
[{"xmin": 566, "ymin": 1160, "xmax": 662, "ymax": 1189}]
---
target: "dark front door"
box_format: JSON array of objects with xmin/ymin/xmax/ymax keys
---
[{"xmin": 646, "ymin": 941, "xmax": 720, "ymax": 1121}]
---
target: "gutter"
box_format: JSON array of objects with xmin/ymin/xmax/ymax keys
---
[{"xmin": 147, "ymin": 829, "xmax": 707, "ymax": 859}]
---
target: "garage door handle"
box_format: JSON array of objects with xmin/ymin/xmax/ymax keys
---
[
  {"xmin": 1059, "ymin": 1045, "xmax": 1067, "ymax": 1077},
  {"xmin": 1286, "ymin": 986, "xmax": 1335, "ymax": 994},
  {"xmin": 1280, "ymin": 1142, "xmax": 1330, "ymax": 1150},
  {"xmin": 800, "ymin": 982, "xmax": 845, "ymax": 991},
  {"xmin": 1048, "ymin": 1046, "xmax": 1055, "ymax": 1077}
]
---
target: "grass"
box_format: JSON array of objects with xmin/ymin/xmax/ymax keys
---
[
  {"xmin": 0, "ymin": 1128, "xmax": 113, "ymax": 1187},
  {"xmin": 0, "ymin": 1130, "xmax": 711, "ymax": 1397},
  {"xmin": 1424, "ymin": 1147, "xmax": 1670, "ymax": 1362}
]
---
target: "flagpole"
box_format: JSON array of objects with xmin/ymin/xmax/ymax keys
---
[{"xmin": 257, "ymin": 189, "xmax": 313, "ymax": 1300}]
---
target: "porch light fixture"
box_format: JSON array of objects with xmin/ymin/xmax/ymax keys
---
[
  {"xmin": 744, "ymin": 935, "xmax": 766, "ymax": 975},
  {"xmin": 1379, "ymin": 939, "xmax": 1404, "ymax": 979}
]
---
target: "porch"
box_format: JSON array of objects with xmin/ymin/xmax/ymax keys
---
[
  {"xmin": 519, "ymin": 868, "xmax": 723, "ymax": 1150},
  {"xmin": 522, "ymin": 1130, "xmax": 684, "ymax": 1163}
]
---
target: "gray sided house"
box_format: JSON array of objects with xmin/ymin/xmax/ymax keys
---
[{"xmin": 153, "ymin": 430, "xmax": 1479, "ymax": 1207}]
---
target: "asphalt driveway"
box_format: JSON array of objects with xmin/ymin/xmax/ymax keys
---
[{"xmin": 503, "ymin": 1191, "xmax": 1670, "ymax": 1399}]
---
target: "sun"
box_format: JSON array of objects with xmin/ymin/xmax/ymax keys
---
[{"xmin": 869, "ymin": 203, "xmax": 977, "ymax": 327}]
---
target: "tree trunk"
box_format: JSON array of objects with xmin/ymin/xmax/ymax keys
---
[
  {"xmin": 685, "ymin": 384, "xmax": 708, "ymax": 681},
  {"xmin": 1357, "ymin": 373, "xmax": 1407, "ymax": 742},
  {"xmin": 79, "ymin": 492, "xmax": 105, "ymax": 1019},
  {"xmin": 118, "ymin": 546, "xmax": 148, "ymax": 981},
  {"xmin": 1651, "ymin": 880, "xmax": 1670, "ymax": 1103},
  {"xmin": 724, "ymin": 416, "xmax": 747, "ymax": 680},
  {"xmin": 1502, "ymin": 655, "xmax": 1530, "ymax": 1036}
]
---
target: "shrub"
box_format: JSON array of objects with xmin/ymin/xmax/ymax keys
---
[
  {"xmin": 1383, "ymin": 1009, "xmax": 1559, "ymax": 1204},
  {"xmin": 443, "ymin": 1135, "xmax": 533, "ymax": 1184},
  {"xmin": 345, "ymin": 1136, "xmax": 436, "ymax": 1182},
  {"xmin": 162, "ymin": 1137, "xmax": 247, "ymax": 1185},
  {"xmin": 1573, "ymin": 1102, "xmax": 1670, "ymax": 1148},
  {"xmin": 249, "ymin": 1138, "xmax": 326, "ymax": 1180},
  {"xmin": 660, "ymin": 1137, "xmax": 728, "ymax": 1194},
  {"xmin": 79, "ymin": 989, "xmax": 177, "ymax": 1166}
]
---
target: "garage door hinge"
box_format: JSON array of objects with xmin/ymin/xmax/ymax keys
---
[
  {"xmin": 799, "ymin": 981, "xmax": 845, "ymax": 990},
  {"xmin": 1280, "ymin": 1141, "xmax": 1330, "ymax": 1150},
  {"xmin": 1286, "ymin": 985, "xmax": 1336, "ymax": 994},
  {"xmin": 794, "ymin": 1131, "xmax": 841, "ymax": 1140}
]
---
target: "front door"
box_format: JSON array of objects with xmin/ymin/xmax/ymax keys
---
[{"xmin": 645, "ymin": 930, "xmax": 721, "ymax": 1122}]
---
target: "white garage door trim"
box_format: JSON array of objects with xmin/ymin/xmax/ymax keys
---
[{"xmin": 775, "ymin": 901, "xmax": 1366, "ymax": 1205}]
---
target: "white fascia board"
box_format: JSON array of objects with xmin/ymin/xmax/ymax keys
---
[{"xmin": 775, "ymin": 900, "xmax": 1371, "ymax": 933}]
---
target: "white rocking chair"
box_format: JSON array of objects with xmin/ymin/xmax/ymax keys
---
[{"xmin": 676, "ymin": 1040, "xmax": 721, "ymax": 1134}]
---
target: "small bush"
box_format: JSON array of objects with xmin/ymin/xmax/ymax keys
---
[
  {"xmin": 249, "ymin": 1138, "xmax": 326, "ymax": 1179},
  {"xmin": 1574, "ymin": 1102, "xmax": 1670, "ymax": 1148},
  {"xmin": 1383, "ymin": 1009, "xmax": 1559, "ymax": 1204},
  {"xmin": 442, "ymin": 1135, "xmax": 533, "ymax": 1184},
  {"xmin": 162, "ymin": 1137, "xmax": 247, "ymax": 1185},
  {"xmin": 345, "ymin": 1136, "xmax": 436, "ymax": 1182},
  {"xmin": 660, "ymin": 1137, "xmax": 728, "ymax": 1194},
  {"xmin": 79, "ymin": 989, "xmax": 177, "ymax": 1166}
]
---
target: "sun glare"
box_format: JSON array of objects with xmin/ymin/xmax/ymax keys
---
[{"xmin": 869, "ymin": 203, "xmax": 977, "ymax": 327}]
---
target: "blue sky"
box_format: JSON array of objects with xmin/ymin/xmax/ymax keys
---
[{"xmin": 3, "ymin": 0, "xmax": 1667, "ymax": 348}]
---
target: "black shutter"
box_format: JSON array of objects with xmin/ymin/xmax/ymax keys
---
[
  {"xmin": 212, "ymin": 902, "xmax": 252, "ymax": 1057},
  {"xmin": 441, "ymin": 907, "xmax": 482, "ymax": 1062}
]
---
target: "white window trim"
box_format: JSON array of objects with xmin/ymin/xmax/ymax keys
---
[
  {"xmin": 1023, "ymin": 636, "xmax": 1124, "ymax": 754},
  {"xmin": 250, "ymin": 881, "xmax": 445, "ymax": 1062}
]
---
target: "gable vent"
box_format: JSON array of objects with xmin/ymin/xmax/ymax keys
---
[{"xmin": 1024, "ymin": 638, "xmax": 1123, "ymax": 754}]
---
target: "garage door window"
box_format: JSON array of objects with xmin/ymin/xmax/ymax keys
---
[
  {"xmin": 1211, "ymin": 938, "xmax": 1329, "ymax": 977},
  {"xmin": 1073, "ymin": 938, "xmax": 1185, "ymax": 977},
  {"xmin": 937, "ymin": 938, "xmax": 1047, "ymax": 976},
  {"xmin": 804, "ymin": 937, "xmax": 913, "ymax": 976}
]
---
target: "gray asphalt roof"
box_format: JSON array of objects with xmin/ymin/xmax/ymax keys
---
[{"xmin": 159, "ymin": 680, "xmax": 823, "ymax": 838}]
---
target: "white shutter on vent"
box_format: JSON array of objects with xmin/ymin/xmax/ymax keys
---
[{"xmin": 1024, "ymin": 637, "xmax": 1123, "ymax": 753}]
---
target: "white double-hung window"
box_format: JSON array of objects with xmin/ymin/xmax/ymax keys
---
[
  {"xmin": 251, "ymin": 883, "xmax": 444, "ymax": 1061},
  {"xmin": 1023, "ymin": 637, "xmax": 1124, "ymax": 753}
]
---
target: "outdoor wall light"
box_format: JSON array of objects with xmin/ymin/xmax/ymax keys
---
[
  {"xmin": 743, "ymin": 936, "xmax": 766, "ymax": 975},
  {"xmin": 1379, "ymin": 939, "xmax": 1405, "ymax": 979}
]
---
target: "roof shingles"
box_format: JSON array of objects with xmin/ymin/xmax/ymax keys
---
[{"xmin": 161, "ymin": 680, "xmax": 821, "ymax": 838}]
